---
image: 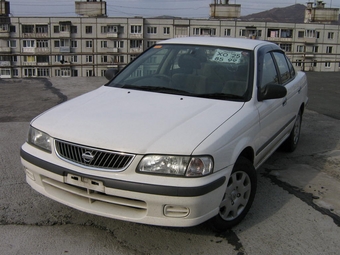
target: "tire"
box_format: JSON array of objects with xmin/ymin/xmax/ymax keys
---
[
  {"xmin": 282, "ymin": 109, "xmax": 302, "ymax": 152},
  {"xmin": 210, "ymin": 156, "xmax": 257, "ymax": 232}
]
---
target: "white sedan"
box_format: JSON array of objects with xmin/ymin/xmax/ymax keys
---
[{"xmin": 21, "ymin": 37, "xmax": 308, "ymax": 231}]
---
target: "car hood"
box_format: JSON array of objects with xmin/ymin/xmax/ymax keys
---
[{"xmin": 32, "ymin": 86, "xmax": 244, "ymax": 155}]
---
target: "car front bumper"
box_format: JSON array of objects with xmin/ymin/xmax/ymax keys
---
[{"xmin": 20, "ymin": 143, "xmax": 229, "ymax": 227}]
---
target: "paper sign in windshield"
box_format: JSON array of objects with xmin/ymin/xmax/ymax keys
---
[{"xmin": 212, "ymin": 50, "xmax": 242, "ymax": 64}]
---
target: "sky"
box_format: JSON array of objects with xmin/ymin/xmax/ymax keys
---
[{"xmin": 6, "ymin": 0, "xmax": 340, "ymax": 18}]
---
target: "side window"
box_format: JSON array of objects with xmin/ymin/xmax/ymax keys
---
[
  {"xmin": 260, "ymin": 53, "xmax": 279, "ymax": 88},
  {"xmin": 285, "ymin": 55, "xmax": 296, "ymax": 78},
  {"xmin": 273, "ymin": 52, "xmax": 291, "ymax": 84}
]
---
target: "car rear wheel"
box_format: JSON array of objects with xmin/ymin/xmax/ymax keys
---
[
  {"xmin": 282, "ymin": 109, "xmax": 302, "ymax": 152},
  {"xmin": 210, "ymin": 156, "xmax": 257, "ymax": 231}
]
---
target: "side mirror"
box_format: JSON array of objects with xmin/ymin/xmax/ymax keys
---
[
  {"xmin": 258, "ymin": 84, "xmax": 287, "ymax": 101},
  {"xmin": 104, "ymin": 68, "xmax": 118, "ymax": 80}
]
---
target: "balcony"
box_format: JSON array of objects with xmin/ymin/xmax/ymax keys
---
[
  {"xmin": 23, "ymin": 61, "xmax": 37, "ymax": 66},
  {"xmin": 0, "ymin": 32, "xmax": 9, "ymax": 38},
  {"xmin": 35, "ymin": 47, "xmax": 50, "ymax": 53},
  {"xmin": 267, "ymin": 37, "xmax": 293, "ymax": 42},
  {"xmin": 304, "ymin": 53, "xmax": 315, "ymax": 58},
  {"xmin": 0, "ymin": 61, "xmax": 11, "ymax": 66},
  {"xmin": 130, "ymin": 48, "xmax": 143, "ymax": 53},
  {"xmin": 297, "ymin": 37, "xmax": 317, "ymax": 44},
  {"xmin": 110, "ymin": 48, "xmax": 120, "ymax": 53},
  {"xmin": 37, "ymin": 62, "xmax": 49, "ymax": 66},
  {"xmin": 60, "ymin": 46, "xmax": 71, "ymax": 53},
  {"xmin": 0, "ymin": 46, "xmax": 11, "ymax": 53},
  {"xmin": 129, "ymin": 33, "xmax": 143, "ymax": 38},
  {"xmin": 107, "ymin": 32, "xmax": 118, "ymax": 38},
  {"xmin": 22, "ymin": 47, "xmax": 35, "ymax": 53},
  {"xmin": 59, "ymin": 31, "xmax": 71, "ymax": 38}
]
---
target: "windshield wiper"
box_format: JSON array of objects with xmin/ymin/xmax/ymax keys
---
[
  {"xmin": 121, "ymin": 85, "xmax": 192, "ymax": 95},
  {"xmin": 196, "ymin": 93, "xmax": 244, "ymax": 100}
]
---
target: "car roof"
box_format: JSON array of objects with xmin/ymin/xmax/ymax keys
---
[{"xmin": 158, "ymin": 37, "xmax": 275, "ymax": 51}]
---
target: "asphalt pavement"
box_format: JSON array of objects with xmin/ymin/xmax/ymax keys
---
[{"xmin": 0, "ymin": 73, "xmax": 340, "ymax": 255}]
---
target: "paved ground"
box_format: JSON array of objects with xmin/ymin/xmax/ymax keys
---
[{"xmin": 0, "ymin": 73, "xmax": 340, "ymax": 255}]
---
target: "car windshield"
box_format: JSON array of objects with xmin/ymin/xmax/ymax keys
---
[{"xmin": 107, "ymin": 44, "xmax": 253, "ymax": 101}]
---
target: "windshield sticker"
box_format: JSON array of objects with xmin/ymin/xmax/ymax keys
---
[
  {"xmin": 212, "ymin": 50, "xmax": 243, "ymax": 63},
  {"xmin": 153, "ymin": 45, "xmax": 162, "ymax": 49}
]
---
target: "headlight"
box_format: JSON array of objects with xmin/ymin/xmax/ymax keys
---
[
  {"xmin": 137, "ymin": 155, "xmax": 213, "ymax": 177},
  {"xmin": 28, "ymin": 126, "xmax": 52, "ymax": 153}
]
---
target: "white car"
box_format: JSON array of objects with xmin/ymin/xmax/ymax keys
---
[{"xmin": 21, "ymin": 37, "xmax": 308, "ymax": 231}]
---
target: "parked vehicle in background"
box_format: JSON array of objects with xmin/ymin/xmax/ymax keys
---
[{"xmin": 21, "ymin": 37, "xmax": 308, "ymax": 231}]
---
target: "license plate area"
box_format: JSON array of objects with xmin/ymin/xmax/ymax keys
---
[{"xmin": 65, "ymin": 174, "xmax": 105, "ymax": 192}]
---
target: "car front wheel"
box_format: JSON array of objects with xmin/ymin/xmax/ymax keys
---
[{"xmin": 210, "ymin": 156, "xmax": 257, "ymax": 231}]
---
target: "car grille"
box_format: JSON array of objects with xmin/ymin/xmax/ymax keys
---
[{"xmin": 55, "ymin": 140, "xmax": 135, "ymax": 171}]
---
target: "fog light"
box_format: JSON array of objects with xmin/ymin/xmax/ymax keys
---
[
  {"xmin": 163, "ymin": 205, "xmax": 190, "ymax": 218},
  {"xmin": 25, "ymin": 168, "xmax": 35, "ymax": 181}
]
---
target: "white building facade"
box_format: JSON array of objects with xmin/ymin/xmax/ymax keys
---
[{"xmin": 1, "ymin": 15, "xmax": 340, "ymax": 78}]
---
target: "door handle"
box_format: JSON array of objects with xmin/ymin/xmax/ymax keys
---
[
  {"xmin": 282, "ymin": 98, "xmax": 287, "ymax": 106},
  {"xmin": 298, "ymin": 87, "xmax": 302, "ymax": 93}
]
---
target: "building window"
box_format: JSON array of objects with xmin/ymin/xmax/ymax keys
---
[
  {"xmin": 10, "ymin": 25, "xmax": 16, "ymax": 33},
  {"xmin": 305, "ymin": 29, "xmax": 315, "ymax": 38},
  {"xmin": 37, "ymin": 55, "xmax": 49, "ymax": 63},
  {"xmin": 326, "ymin": 46, "xmax": 333, "ymax": 53},
  {"xmin": 193, "ymin": 28, "xmax": 216, "ymax": 36},
  {"xmin": 37, "ymin": 68, "xmax": 50, "ymax": 77},
  {"xmin": 101, "ymin": 41, "xmax": 108, "ymax": 48},
  {"xmin": 23, "ymin": 68, "xmax": 36, "ymax": 77},
  {"xmin": 130, "ymin": 25, "xmax": 142, "ymax": 34},
  {"xmin": 71, "ymin": 25, "xmax": 77, "ymax": 34},
  {"xmin": 13, "ymin": 69, "xmax": 19, "ymax": 77},
  {"xmin": 296, "ymin": 45, "xmax": 305, "ymax": 53},
  {"xmin": 147, "ymin": 41, "xmax": 157, "ymax": 48},
  {"xmin": 101, "ymin": 55, "xmax": 108, "ymax": 63},
  {"xmin": 313, "ymin": 60, "xmax": 317, "ymax": 67},
  {"xmin": 147, "ymin": 26, "xmax": 157, "ymax": 34},
  {"xmin": 298, "ymin": 31, "xmax": 304, "ymax": 38},
  {"xmin": 224, "ymin": 28, "xmax": 231, "ymax": 36},
  {"xmin": 23, "ymin": 56, "xmax": 36, "ymax": 63},
  {"xmin": 36, "ymin": 25, "xmax": 48, "ymax": 34},
  {"xmin": 86, "ymin": 70, "xmax": 94, "ymax": 77},
  {"xmin": 36, "ymin": 40, "xmax": 49, "ymax": 48},
  {"xmin": 280, "ymin": 44, "xmax": 292, "ymax": 52},
  {"xmin": 23, "ymin": 40, "xmax": 35, "ymax": 48},
  {"xmin": 86, "ymin": 55, "xmax": 93, "ymax": 63},
  {"xmin": 54, "ymin": 26, "xmax": 60, "ymax": 33},
  {"xmin": 113, "ymin": 40, "xmax": 124, "ymax": 48},
  {"xmin": 163, "ymin": 27, "xmax": 170, "ymax": 35},
  {"xmin": 328, "ymin": 32, "xmax": 334, "ymax": 39},
  {"xmin": 7, "ymin": 40, "xmax": 16, "ymax": 48},
  {"xmin": 130, "ymin": 40, "xmax": 142, "ymax": 48},
  {"xmin": 70, "ymin": 55, "xmax": 78, "ymax": 63},
  {"xmin": 295, "ymin": 59, "xmax": 303, "ymax": 67},
  {"xmin": 313, "ymin": 46, "xmax": 319, "ymax": 53},
  {"xmin": 86, "ymin": 40, "xmax": 93, "ymax": 48},
  {"xmin": 85, "ymin": 26, "xmax": 92, "ymax": 34},
  {"xmin": 325, "ymin": 62, "xmax": 331, "ymax": 68},
  {"xmin": 0, "ymin": 69, "xmax": 11, "ymax": 76},
  {"xmin": 72, "ymin": 69, "xmax": 78, "ymax": 77},
  {"xmin": 71, "ymin": 40, "xmax": 78, "ymax": 48},
  {"xmin": 54, "ymin": 40, "xmax": 60, "ymax": 47},
  {"xmin": 22, "ymin": 25, "xmax": 34, "ymax": 33},
  {"xmin": 55, "ymin": 68, "xmax": 71, "ymax": 77},
  {"xmin": 112, "ymin": 55, "xmax": 124, "ymax": 63}
]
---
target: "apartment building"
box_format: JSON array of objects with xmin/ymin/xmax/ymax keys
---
[{"xmin": 1, "ymin": 0, "xmax": 340, "ymax": 78}]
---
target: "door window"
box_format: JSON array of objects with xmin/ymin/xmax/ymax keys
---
[{"xmin": 260, "ymin": 53, "xmax": 278, "ymax": 88}]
